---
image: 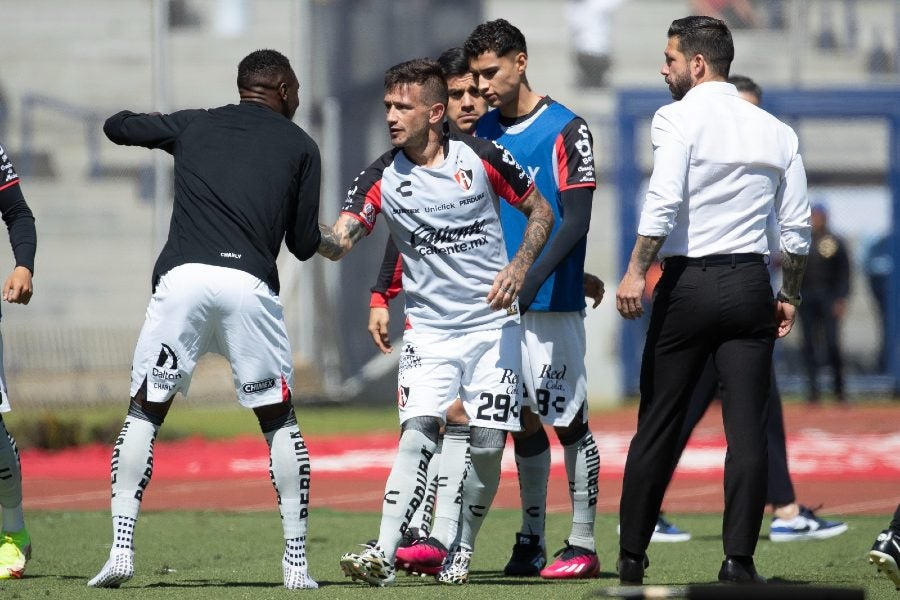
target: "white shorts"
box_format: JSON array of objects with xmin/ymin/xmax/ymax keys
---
[
  {"xmin": 397, "ymin": 324, "xmax": 523, "ymax": 432},
  {"xmin": 520, "ymin": 311, "xmax": 588, "ymax": 427},
  {"xmin": 0, "ymin": 333, "xmax": 8, "ymax": 413},
  {"xmin": 130, "ymin": 263, "xmax": 293, "ymax": 408}
]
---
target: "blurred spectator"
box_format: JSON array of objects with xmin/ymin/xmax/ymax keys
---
[
  {"xmin": 564, "ymin": 0, "xmax": 626, "ymax": 88},
  {"xmin": 863, "ymin": 234, "xmax": 893, "ymax": 371},
  {"xmin": 867, "ymin": 27, "xmax": 896, "ymax": 75},
  {"xmin": 815, "ymin": 2, "xmax": 839, "ymax": 50},
  {"xmin": 799, "ymin": 204, "xmax": 851, "ymax": 403},
  {"xmin": 690, "ymin": 0, "xmax": 757, "ymax": 28}
]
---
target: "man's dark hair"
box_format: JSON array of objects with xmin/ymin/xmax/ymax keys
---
[
  {"xmin": 464, "ymin": 18, "xmax": 528, "ymax": 60},
  {"xmin": 728, "ymin": 74, "xmax": 762, "ymax": 102},
  {"xmin": 437, "ymin": 47, "xmax": 470, "ymax": 79},
  {"xmin": 384, "ymin": 58, "xmax": 449, "ymax": 106},
  {"xmin": 237, "ymin": 49, "xmax": 295, "ymax": 89},
  {"xmin": 668, "ymin": 16, "xmax": 734, "ymax": 78}
]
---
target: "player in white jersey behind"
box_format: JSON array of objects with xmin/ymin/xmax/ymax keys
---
[
  {"xmin": 0, "ymin": 142, "xmax": 37, "ymax": 581},
  {"xmin": 318, "ymin": 57, "xmax": 553, "ymax": 586}
]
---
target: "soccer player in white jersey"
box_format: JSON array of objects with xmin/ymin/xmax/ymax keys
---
[
  {"xmin": 319, "ymin": 57, "xmax": 553, "ymax": 586},
  {"xmin": 0, "ymin": 141, "xmax": 36, "ymax": 581},
  {"xmin": 368, "ymin": 47, "xmax": 487, "ymax": 575}
]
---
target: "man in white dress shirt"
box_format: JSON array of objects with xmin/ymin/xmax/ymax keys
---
[{"xmin": 614, "ymin": 16, "xmax": 810, "ymax": 585}]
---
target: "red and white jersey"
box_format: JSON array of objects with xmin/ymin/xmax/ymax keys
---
[{"xmin": 342, "ymin": 132, "xmax": 535, "ymax": 333}]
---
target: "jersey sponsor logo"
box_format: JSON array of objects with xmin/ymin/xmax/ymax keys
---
[
  {"xmin": 0, "ymin": 145, "xmax": 18, "ymax": 183},
  {"xmin": 409, "ymin": 219, "xmax": 489, "ymax": 257},
  {"xmin": 242, "ymin": 378, "xmax": 277, "ymax": 394},
  {"xmin": 573, "ymin": 123, "xmax": 595, "ymax": 183},
  {"xmin": 454, "ymin": 168, "xmax": 473, "ymax": 191},
  {"xmin": 410, "ymin": 219, "xmax": 486, "ymax": 245},
  {"xmin": 492, "ymin": 140, "xmax": 517, "ymax": 167},
  {"xmin": 538, "ymin": 364, "xmax": 569, "ymax": 393},
  {"xmin": 527, "ymin": 165, "xmax": 541, "ymax": 181},
  {"xmin": 424, "ymin": 202, "xmax": 456, "ymax": 213},
  {"xmin": 459, "ymin": 192, "xmax": 485, "ymax": 206},
  {"xmin": 499, "ymin": 368, "xmax": 521, "ymax": 395},
  {"xmin": 220, "ymin": 252, "xmax": 242, "ymax": 259},
  {"xmin": 396, "ymin": 180, "xmax": 413, "ymax": 197},
  {"xmin": 392, "ymin": 207, "xmax": 420, "ymax": 214}
]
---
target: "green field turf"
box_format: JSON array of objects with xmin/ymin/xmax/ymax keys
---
[{"xmin": 1, "ymin": 510, "xmax": 893, "ymax": 599}]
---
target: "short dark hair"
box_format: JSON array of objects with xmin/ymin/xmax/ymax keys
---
[
  {"xmin": 437, "ymin": 47, "xmax": 470, "ymax": 79},
  {"xmin": 237, "ymin": 49, "xmax": 295, "ymax": 89},
  {"xmin": 384, "ymin": 58, "xmax": 449, "ymax": 106},
  {"xmin": 728, "ymin": 74, "xmax": 762, "ymax": 102},
  {"xmin": 464, "ymin": 18, "xmax": 528, "ymax": 60},
  {"xmin": 668, "ymin": 16, "xmax": 734, "ymax": 78}
]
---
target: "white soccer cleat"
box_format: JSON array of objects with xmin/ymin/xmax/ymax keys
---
[
  {"xmin": 87, "ymin": 550, "xmax": 134, "ymax": 588},
  {"xmin": 283, "ymin": 559, "xmax": 319, "ymax": 589},
  {"xmin": 339, "ymin": 544, "xmax": 395, "ymax": 587},
  {"xmin": 436, "ymin": 546, "xmax": 472, "ymax": 585}
]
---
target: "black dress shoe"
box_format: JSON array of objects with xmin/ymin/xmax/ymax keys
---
[
  {"xmin": 616, "ymin": 553, "xmax": 650, "ymax": 584},
  {"xmin": 718, "ymin": 557, "xmax": 767, "ymax": 584}
]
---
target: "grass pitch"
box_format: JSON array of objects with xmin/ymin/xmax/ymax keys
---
[{"xmin": 1, "ymin": 509, "xmax": 892, "ymax": 599}]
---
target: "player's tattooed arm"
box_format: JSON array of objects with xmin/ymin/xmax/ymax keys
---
[
  {"xmin": 779, "ymin": 250, "xmax": 807, "ymax": 302},
  {"xmin": 317, "ymin": 215, "xmax": 367, "ymax": 261},
  {"xmin": 488, "ymin": 188, "xmax": 553, "ymax": 309},
  {"xmin": 615, "ymin": 234, "xmax": 666, "ymax": 320},
  {"xmin": 511, "ymin": 188, "xmax": 554, "ymax": 269}
]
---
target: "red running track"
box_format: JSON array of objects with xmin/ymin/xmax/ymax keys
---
[{"xmin": 21, "ymin": 403, "xmax": 899, "ymax": 515}]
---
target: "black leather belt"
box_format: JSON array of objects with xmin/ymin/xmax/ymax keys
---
[{"xmin": 664, "ymin": 253, "xmax": 766, "ymax": 268}]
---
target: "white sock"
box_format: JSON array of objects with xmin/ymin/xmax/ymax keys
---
[
  {"xmin": 110, "ymin": 416, "xmax": 159, "ymax": 520},
  {"xmin": 283, "ymin": 536, "xmax": 308, "ymax": 571},
  {"xmin": 456, "ymin": 440, "xmax": 504, "ymax": 552},
  {"xmin": 408, "ymin": 435, "xmax": 441, "ymax": 537},
  {"xmin": 431, "ymin": 424, "xmax": 470, "ymax": 548},
  {"xmin": 112, "ymin": 515, "xmax": 136, "ymax": 552},
  {"xmin": 376, "ymin": 429, "xmax": 436, "ymax": 560},
  {"xmin": 564, "ymin": 430, "xmax": 599, "ymax": 551},
  {"xmin": 0, "ymin": 419, "xmax": 24, "ymax": 532},
  {"xmin": 264, "ymin": 424, "xmax": 311, "ymax": 540}
]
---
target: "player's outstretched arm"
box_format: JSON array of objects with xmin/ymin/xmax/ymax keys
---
[
  {"xmin": 488, "ymin": 188, "xmax": 553, "ymax": 310},
  {"xmin": 317, "ymin": 214, "xmax": 367, "ymax": 261}
]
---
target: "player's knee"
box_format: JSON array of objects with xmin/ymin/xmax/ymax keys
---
[
  {"xmin": 401, "ymin": 416, "xmax": 441, "ymax": 444},
  {"xmin": 555, "ymin": 405, "xmax": 589, "ymax": 446},
  {"xmin": 512, "ymin": 425, "xmax": 549, "ymax": 456},
  {"xmin": 254, "ymin": 402, "xmax": 298, "ymax": 433},
  {"xmin": 127, "ymin": 384, "xmax": 170, "ymax": 427},
  {"xmin": 444, "ymin": 422, "xmax": 470, "ymax": 438},
  {"xmin": 469, "ymin": 426, "xmax": 506, "ymax": 449},
  {"xmin": 556, "ymin": 419, "xmax": 589, "ymax": 446},
  {"xmin": 511, "ymin": 406, "xmax": 542, "ymax": 439}
]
